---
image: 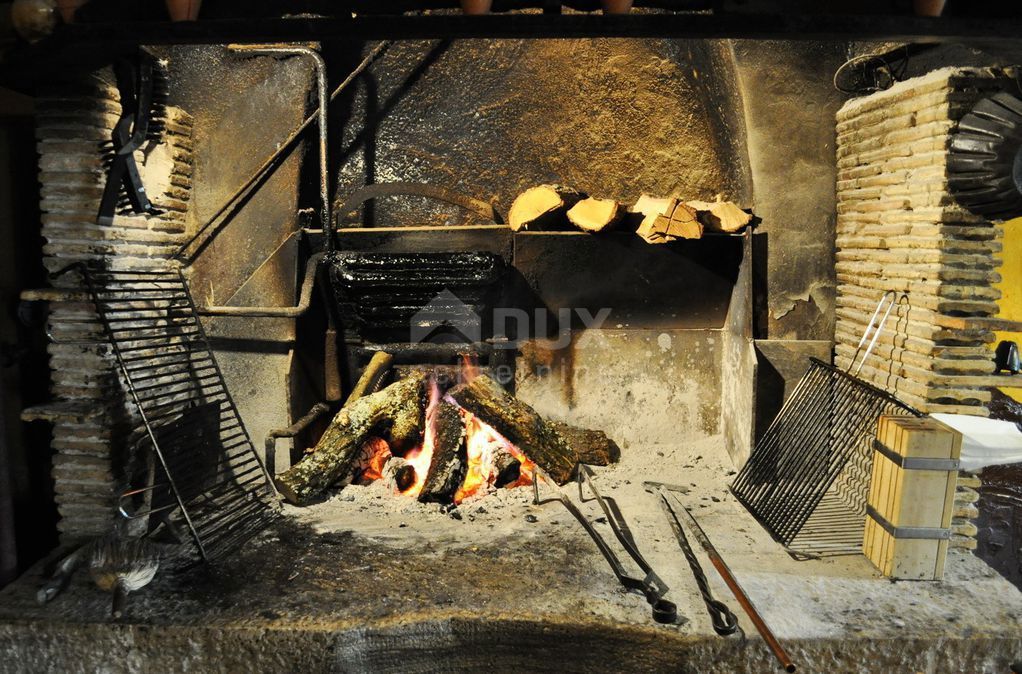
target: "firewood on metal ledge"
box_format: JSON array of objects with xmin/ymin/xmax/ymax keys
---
[
  {"xmin": 685, "ymin": 197, "xmax": 752, "ymax": 233},
  {"xmin": 418, "ymin": 400, "xmax": 467, "ymax": 503},
  {"xmin": 632, "ymin": 195, "xmax": 702, "ymax": 243},
  {"xmin": 275, "ymin": 374, "xmax": 427, "ymax": 505},
  {"xmin": 567, "ymin": 197, "xmax": 622, "ymax": 233},
  {"xmin": 508, "ymin": 184, "xmax": 582, "ymax": 232},
  {"xmin": 447, "ymin": 374, "xmax": 577, "ymax": 484}
]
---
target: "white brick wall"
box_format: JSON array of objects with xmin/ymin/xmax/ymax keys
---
[
  {"xmin": 834, "ymin": 68, "xmax": 1012, "ymax": 418},
  {"xmin": 29, "ymin": 73, "xmax": 194, "ymax": 540}
]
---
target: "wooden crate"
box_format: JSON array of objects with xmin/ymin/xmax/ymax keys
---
[{"xmin": 863, "ymin": 415, "xmax": 963, "ymax": 580}]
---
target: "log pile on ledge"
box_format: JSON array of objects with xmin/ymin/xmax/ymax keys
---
[{"xmin": 507, "ymin": 183, "xmax": 752, "ymax": 242}]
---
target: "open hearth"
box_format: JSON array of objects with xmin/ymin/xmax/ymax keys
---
[{"xmin": 3, "ymin": 4, "xmax": 1022, "ymax": 673}]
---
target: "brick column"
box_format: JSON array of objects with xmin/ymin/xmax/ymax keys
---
[
  {"xmin": 23, "ymin": 73, "xmax": 194, "ymax": 541},
  {"xmin": 835, "ymin": 67, "xmax": 1012, "ymax": 417}
]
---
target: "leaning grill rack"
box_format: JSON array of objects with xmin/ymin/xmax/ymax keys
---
[
  {"xmin": 61, "ymin": 263, "xmax": 278, "ymax": 562},
  {"xmin": 732, "ymin": 292, "xmax": 922, "ymax": 556}
]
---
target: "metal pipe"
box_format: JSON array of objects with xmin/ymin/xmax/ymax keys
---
[
  {"xmin": 227, "ymin": 44, "xmax": 330, "ymax": 241},
  {"xmin": 264, "ymin": 402, "xmax": 331, "ymax": 476},
  {"xmin": 199, "ymin": 252, "xmax": 324, "ymax": 317},
  {"xmin": 174, "ymin": 41, "xmax": 390, "ymax": 261}
]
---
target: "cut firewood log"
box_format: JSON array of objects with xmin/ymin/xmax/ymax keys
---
[
  {"xmin": 345, "ymin": 351, "xmax": 394, "ymax": 405},
  {"xmin": 492, "ymin": 447, "xmax": 522, "ymax": 487},
  {"xmin": 447, "ymin": 374, "xmax": 577, "ymax": 484},
  {"xmin": 550, "ymin": 422, "xmax": 621, "ymax": 466},
  {"xmin": 631, "ymin": 194, "xmax": 676, "ymax": 221},
  {"xmin": 508, "ymin": 184, "xmax": 582, "ymax": 232},
  {"xmin": 418, "ymin": 400, "xmax": 467, "ymax": 503},
  {"xmin": 656, "ymin": 202, "xmax": 702, "ymax": 240},
  {"xmin": 631, "ymin": 195, "xmax": 702, "ymax": 243},
  {"xmin": 383, "ymin": 456, "xmax": 416, "ymax": 493},
  {"xmin": 686, "ymin": 197, "xmax": 752, "ymax": 233},
  {"xmin": 275, "ymin": 374, "xmax": 426, "ymax": 505},
  {"xmin": 567, "ymin": 197, "xmax": 622, "ymax": 233}
]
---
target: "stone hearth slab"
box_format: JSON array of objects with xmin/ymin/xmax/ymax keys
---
[{"xmin": 1, "ymin": 437, "xmax": 1020, "ymax": 673}]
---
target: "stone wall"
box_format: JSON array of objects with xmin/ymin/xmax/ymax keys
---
[
  {"xmin": 834, "ymin": 67, "xmax": 1010, "ymax": 417},
  {"xmin": 23, "ymin": 74, "xmax": 194, "ymax": 540}
]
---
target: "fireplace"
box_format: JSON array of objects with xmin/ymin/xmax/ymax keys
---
[{"xmin": 3, "ymin": 4, "xmax": 1022, "ymax": 672}]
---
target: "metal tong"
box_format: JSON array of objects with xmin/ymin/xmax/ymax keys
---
[
  {"xmin": 534, "ymin": 465, "xmax": 679, "ymax": 625},
  {"xmin": 647, "ymin": 481, "xmax": 796, "ymax": 673}
]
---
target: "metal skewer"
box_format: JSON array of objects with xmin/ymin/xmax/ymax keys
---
[{"xmin": 646, "ymin": 481, "xmax": 796, "ymax": 673}]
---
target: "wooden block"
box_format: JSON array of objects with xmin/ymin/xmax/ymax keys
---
[{"xmin": 864, "ymin": 416, "xmax": 962, "ymax": 580}]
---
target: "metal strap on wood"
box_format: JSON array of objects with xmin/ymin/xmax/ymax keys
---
[
  {"xmin": 872, "ymin": 439, "xmax": 961, "ymax": 472},
  {"xmin": 866, "ymin": 505, "xmax": 952, "ymax": 541}
]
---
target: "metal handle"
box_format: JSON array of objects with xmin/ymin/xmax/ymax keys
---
[{"xmin": 847, "ymin": 290, "xmax": 904, "ymax": 376}]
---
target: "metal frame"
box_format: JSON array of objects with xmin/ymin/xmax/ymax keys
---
[{"xmin": 64, "ymin": 263, "xmax": 278, "ymax": 562}]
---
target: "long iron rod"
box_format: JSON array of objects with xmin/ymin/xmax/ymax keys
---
[{"xmin": 658, "ymin": 487, "xmax": 795, "ymax": 673}]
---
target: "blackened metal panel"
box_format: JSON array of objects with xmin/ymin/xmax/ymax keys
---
[{"xmin": 512, "ymin": 231, "xmax": 742, "ymax": 330}]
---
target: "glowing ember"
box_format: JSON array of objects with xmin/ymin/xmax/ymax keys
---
[
  {"xmin": 399, "ymin": 377, "xmax": 443, "ymax": 498},
  {"xmin": 453, "ymin": 409, "xmax": 535, "ymax": 504},
  {"xmin": 355, "ymin": 437, "xmax": 391, "ymax": 484}
]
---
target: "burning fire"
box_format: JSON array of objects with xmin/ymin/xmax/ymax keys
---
[
  {"xmin": 399, "ymin": 377, "xmax": 443, "ymax": 499},
  {"xmin": 351, "ymin": 358, "xmax": 536, "ymax": 504},
  {"xmin": 453, "ymin": 411, "xmax": 535, "ymax": 504},
  {"xmin": 357, "ymin": 437, "xmax": 391, "ymax": 483}
]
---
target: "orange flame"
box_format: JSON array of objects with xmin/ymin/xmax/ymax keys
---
[
  {"xmin": 348, "ymin": 369, "xmax": 537, "ymax": 505},
  {"xmin": 459, "ymin": 353, "xmax": 480, "ymax": 384},
  {"xmin": 399, "ymin": 376, "xmax": 442, "ymax": 498},
  {"xmin": 453, "ymin": 409, "xmax": 535, "ymax": 504}
]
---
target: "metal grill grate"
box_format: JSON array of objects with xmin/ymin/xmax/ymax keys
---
[
  {"xmin": 731, "ymin": 358, "xmax": 921, "ymax": 556},
  {"xmin": 76, "ymin": 265, "xmax": 278, "ymax": 562},
  {"xmin": 328, "ymin": 251, "xmax": 505, "ymax": 342}
]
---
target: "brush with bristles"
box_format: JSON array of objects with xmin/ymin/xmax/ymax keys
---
[
  {"xmin": 87, "ymin": 537, "xmax": 162, "ymax": 619},
  {"xmin": 37, "ymin": 536, "xmax": 183, "ymax": 619}
]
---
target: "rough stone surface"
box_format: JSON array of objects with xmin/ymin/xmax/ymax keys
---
[
  {"xmin": 334, "ymin": 39, "xmax": 750, "ymax": 228},
  {"xmin": 731, "ymin": 40, "xmax": 845, "ymax": 341}
]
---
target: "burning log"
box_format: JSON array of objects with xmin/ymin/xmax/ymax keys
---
[
  {"xmin": 274, "ymin": 374, "xmax": 426, "ymax": 505},
  {"xmin": 567, "ymin": 197, "xmax": 622, "ymax": 233},
  {"xmin": 448, "ymin": 374, "xmax": 577, "ymax": 484},
  {"xmin": 550, "ymin": 422, "xmax": 621, "ymax": 466},
  {"xmin": 383, "ymin": 457, "xmax": 417, "ymax": 493},
  {"xmin": 508, "ymin": 184, "xmax": 582, "ymax": 232},
  {"xmin": 492, "ymin": 447, "xmax": 521, "ymax": 488},
  {"xmin": 418, "ymin": 400, "xmax": 467, "ymax": 503}
]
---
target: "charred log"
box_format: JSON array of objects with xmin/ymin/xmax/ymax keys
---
[
  {"xmin": 493, "ymin": 447, "xmax": 521, "ymax": 487},
  {"xmin": 448, "ymin": 375, "xmax": 577, "ymax": 484},
  {"xmin": 418, "ymin": 401, "xmax": 467, "ymax": 503},
  {"xmin": 550, "ymin": 422, "xmax": 621, "ymax": 466},
  {"xmin": 275, "ymin": 374, "xmax": 426, "ymax": 505}
]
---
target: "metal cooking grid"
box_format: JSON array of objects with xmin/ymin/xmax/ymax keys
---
[
  {"xmin": 731, "ymin": 358, "xmax": 921, "ymax": 556},
  {"xmin": 79, "ymin": 265, "xmax": 278, "ymax": 562}
]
